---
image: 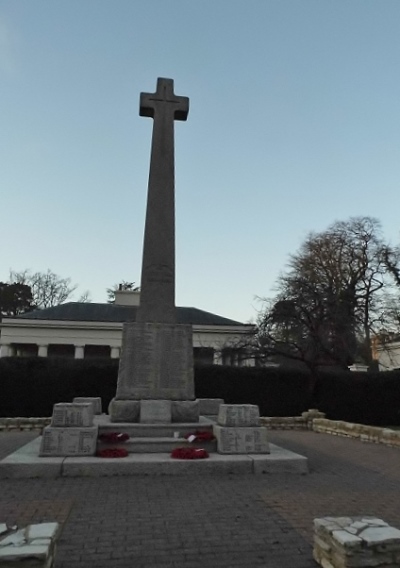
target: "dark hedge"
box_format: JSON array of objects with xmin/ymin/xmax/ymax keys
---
[{"xmin": 0, "ymin": 358, "xmax": 399, "ymax": 425}]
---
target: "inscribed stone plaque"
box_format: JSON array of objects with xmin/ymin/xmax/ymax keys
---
[
  {"xmin": 51, "ymin": 403, "xmax": 94, "ymax": 427},
  {"xmin": 217, "ymin": 405, "xmax": 260, "ymax": 427},
  {"xmin": 73, "ymin": 397, "xmax": 102, "ymax": 415},
  {"xmin": 39, "ymin": 426, "xmax": 98, "ymax": 456},
  {"xmin": 115, "ymin": 322, "xmax": 194, "ymax": 400},
  {"xmin": 213, "ymin": 425, "xmax": 269, "ymax": 454}
]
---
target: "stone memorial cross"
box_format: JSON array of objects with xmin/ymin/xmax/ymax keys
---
[{"xmin": 137, "ymin": 78, "xmax": 189, "ymax": 324}]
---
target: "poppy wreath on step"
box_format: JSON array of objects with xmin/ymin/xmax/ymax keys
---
[
  {"xmin": 98, "ymin": 432, "xmax": 129, "ymax": 443},
  {"xmin": 171, "ymin": 447, "xmax": 209, "ymax": 460},
  {"xmin": 97, "ymin": 448, "xmax": 129, "ymax": 458},
  {"xmin": 184, "ymin": 430, "xmax": 215, "ymax": 443}
]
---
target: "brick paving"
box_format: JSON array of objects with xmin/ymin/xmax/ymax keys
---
[{"xmin": 0, "ymin": 430, "xmax": 399, "ymax": 567}]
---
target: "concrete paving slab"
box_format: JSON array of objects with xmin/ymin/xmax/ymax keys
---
[
  {"xmin": 251, "ymin": 443, "xmax": 308, "ymax": 474},
  {"xmin": 0, "ymin": 438, "xmax": 63, "ymax": 478}
]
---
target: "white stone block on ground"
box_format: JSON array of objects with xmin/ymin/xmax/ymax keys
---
[
  {"xmin": 73, "ymin": 397, "xmax": 102, "ymax": 415},
  {"xmin": 217, "ymin": 404, "xmax": 260, "ymax": 427},
  {"xmin": 140, "ymin": 400, "xmax": 172, "ymax": 423},
  {"xmin": 109, "ymin": 400, "xmax": 140, "ymax": 423},
  {"xmin": 171, "ymin": 400, "xmax": 199, "ymax": 423},
  {"xmin": 313, "ymin": 516, "xmax": 400, "ymax": 568},
  {"xmin": 213, "ymin": 425, "xmax": 269, "ymax": 454},
  {"xmin": 39, "ymin": 426, "xmax": 98, "ymax": 456},
  {"xmin": 197, "ymin": 398, "xmax": 224, "ymax": 415},
  {"xmin": 0, "ymin": 522, "xmax": 59, "ymax": 567},
  {"xmin": 51, "ymin": 403, "xmax": 94, "ymax": 427}
]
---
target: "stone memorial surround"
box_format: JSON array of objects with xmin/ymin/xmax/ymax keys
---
[
  {"xmin": 314, "ymin": 516, "xmax": 400, "ymax": 568},
  {"xmin": 213, "ymin": 405, "xmax": 270, "ymax": 454},
  {"xmin": 40, "ymin": 403, "xmax": 98, "ymax": 457}
]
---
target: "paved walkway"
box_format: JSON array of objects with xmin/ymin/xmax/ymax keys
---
[{"xmin": 1, "ymin": 430, "xmax": 399, "ymax": 568}]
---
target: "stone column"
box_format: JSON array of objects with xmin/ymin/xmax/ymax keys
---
[
  {"xmin": 74, "ymin": 345, "xmax": 85, "ymax": 359},
  {"xmin": 38, "ymin": 344, "xmax": 48, "ymax": 357},
  {"xmin": 111, "ymin": 347, "xmax": 120, "ymax": 359},
  {"xmin": 0, "ymin": 344, "xmax": 10, "ymax": 358},
  {"xmin": 213, "ymin": 350, "xmax": 222, "ymax": 365}
]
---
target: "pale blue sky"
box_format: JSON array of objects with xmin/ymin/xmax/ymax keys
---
[{"xmin": 1, "ymin": 1, "xmax": 400, "ymax": 323}]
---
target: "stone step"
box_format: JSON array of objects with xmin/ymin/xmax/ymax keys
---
[
  {"xmin": 95, "ymin": 415, "xmax": 215, "ymax": 438},
  {"xmin": 97, "ymin": 437, "xmax": 217, "ymax": 454}
]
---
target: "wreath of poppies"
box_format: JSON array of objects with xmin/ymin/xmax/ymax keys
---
[
  {"xmin": 171, "ymin": 447, "xmax": 209, "ymax": 460},
  {"xmin": 98, "ymin": 432, "xmax": 129, "ymax": 443},
  {"xmin": 97, "ymin": 448, "xmax": 129, "ymax": 458},
  {"xmin": 184, "ymin": 430, "xmax": 215, "ymax": 443}
]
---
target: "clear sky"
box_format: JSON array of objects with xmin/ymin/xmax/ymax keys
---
[{"xmin": 1, "ymin": 1, "xmax": 400, "ymax": 324}]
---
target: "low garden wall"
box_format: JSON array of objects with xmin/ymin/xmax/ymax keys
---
[
  {"xmin": 1, "ymin": 411, "xmax": 399, "ymax": 450},
  {"xmin": 312, "ymin": 418, "xmax": 400, "ymax": 449}
]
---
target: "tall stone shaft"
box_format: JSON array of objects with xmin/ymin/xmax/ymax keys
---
[{"xmin": 137, "ymin": 78, "xmax": 189, "ymax": 324}]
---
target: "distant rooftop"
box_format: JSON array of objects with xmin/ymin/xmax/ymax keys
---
[{"xmin": 16, "ymin": 302, "xmax": 247, "ymax": 327}]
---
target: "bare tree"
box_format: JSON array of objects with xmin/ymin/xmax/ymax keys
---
[
  {"xmin": 257, "ymin": 217, "xmax": 400, "ymax": 375},
  {"xmin": 10, "ymin": 269, "xmax": 79, "ymax": 309}
]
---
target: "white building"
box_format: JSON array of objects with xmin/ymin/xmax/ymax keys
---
[
  {"xmin": 374, "ymin": 338, "xmax": 400, "ymax": 371},
  {"xmin": 0, "ymin": 290, "xmax": 256, "ymax": 366}
]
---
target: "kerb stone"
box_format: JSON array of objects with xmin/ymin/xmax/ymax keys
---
[
  {"xmin": 39, "ymin": 426, "xmax": 98, "ymax": 456},
  {"xmin": 140, "ymin": 400, "xmax": 172, "ymax": 423},
  {"xmin": 51, "ymin": 403, "xmax": 94, "ymax": 427},
  {"xmin": 73, "ymin": 397, "xmax": 102, "ymax": 415},
  {"xmin": 213, "ymin": 425, "xmax": 269, "ymax": 454},
  {"xmin": 217, "ymin": 404, "xmax": 260, "ymax": 427}
]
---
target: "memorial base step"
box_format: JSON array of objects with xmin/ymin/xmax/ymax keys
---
[
  {"xmin": 97, "ymin": 437, "xmax": 217, "ymax": 454},
  {"xmin": 96, "ymin": 414, "xmax": 215, "ymax": 439}
]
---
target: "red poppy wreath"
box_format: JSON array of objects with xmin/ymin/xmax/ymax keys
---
[
  {"xmin": 171, "ymin": 447, "xmax": 209, "ymax": 460},
  {"xmin": 98, "ymin": 432, "xmax": 129, "ymax": 443},
  {"xmin": 184, "ymin": 430, "xmax": 215, "ymax": 443},
  {"xmin": 97, "ymin": 448, "xmax": 129, "ymax": 458}
]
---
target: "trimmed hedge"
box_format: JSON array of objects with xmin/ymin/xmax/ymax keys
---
[
  {"xmin": 314, "ymin": 369, "xmax": 400, "ymax": 426},
  {"xmin": 0, "ymin": 358, "xmax": 399, "ymax": 425}
]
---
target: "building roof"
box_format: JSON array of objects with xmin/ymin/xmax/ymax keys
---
[{"xmin": 16, "ymin": 302, "xmax": 246, "ymax": 327}]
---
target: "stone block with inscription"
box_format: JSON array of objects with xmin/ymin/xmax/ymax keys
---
[
  {"xmin": 217, "ymin": 405, "xmax": 260, "ymax": 427},
  {"xmin": 171, "ymin": 400, "xmax": 199, "ymax": 423},
  {"xmin": 51, "ymin": 403, "xmax": 94, "ymax": 427},
  {"xmin": 213, "ymin": 425, "xmax": 269, "ymax": 454},
  {"xmin": 140, "ymin": 400, "xmax": 172, "ymax": 423},
  {"xmin": 39, "ymin": 426, "xmax": 98, "ymax": 456},
  {"xmin": 109, "ymin": 400, "xmax": 140, "ymax": 423},
  {"xmin": 115, "ymin": 322, "xmax": 194, "ymax": 401},
  {"xmin": 73, "ymin": 397, "xmax": 102, "ymax": 415}
]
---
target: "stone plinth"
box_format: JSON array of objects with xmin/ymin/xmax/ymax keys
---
[
  {"xmin": 217, "ymin": 404, "xmax": 260, "ymax": 427},
  {"xmin": 73, "ymin": 397, "xmax": 102, "ymax": 415},
  {"xmin": 109, "ymin": 400, "xmax": 140, "ymax": 423},
  {"xmin": 171, "ymin": 400, "xmax": 199, "ymax": 423},
  {"xmin": 313, "ymin": 516, "xmax": 400, "ymax": 568},
  {"xmin": 51, "ymin": 403, "xmax": 94, "ymax": 427},
  {"xmin": 39, "ymin": 426, "xmax": 98, "ymax": 457},
  {"xmin": 213, "ymin": 425, "xmax": 269, "ymax": 454},
  {"xmin": 140, "ymin": 400, "xmax": 172, "ymax": 424},
  {"xmin": 0, "ymin": 522, "xmax": 59, "ymax": 567},
  {"xmin": 115, "ymin": 322, "xmax": 194, "ymax": 401}
]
